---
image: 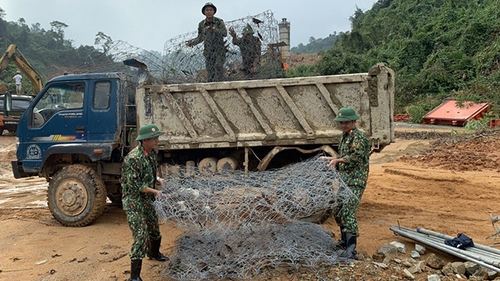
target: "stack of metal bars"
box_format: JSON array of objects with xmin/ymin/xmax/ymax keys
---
[{"xmin": 390, "ymin": 226, "xmax": 500, "ymax": 273}]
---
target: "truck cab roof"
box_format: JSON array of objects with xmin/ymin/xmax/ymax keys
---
[{"xmin": 49, "ymin": 72, "xmax": 133, "ymax": 82}]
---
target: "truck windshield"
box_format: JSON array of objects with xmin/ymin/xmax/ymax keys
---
[{"xmin": 32, "ymin": 83, "xmax": 85, "ymax": 127}]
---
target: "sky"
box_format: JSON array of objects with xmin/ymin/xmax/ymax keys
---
[{"xmin": 1, "ymin": 0, "xmax": 377, "ymax": 53}]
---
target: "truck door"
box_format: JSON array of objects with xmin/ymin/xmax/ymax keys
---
[
  {"xmin": 85, "ymin": 80, "xmax": 118, "ymax": 142},
  {"xmin": 19, "ymin": 82, "xmax": 87, "ymax": 172}
]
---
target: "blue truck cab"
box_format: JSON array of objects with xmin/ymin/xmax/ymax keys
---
[{"xmin": 12, "ymin": 72, "xmax": 137, "ymax": 226}]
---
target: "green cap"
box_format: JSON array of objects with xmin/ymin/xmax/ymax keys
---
[
  {"xmin": 334, "ymin": 107, "xmax": 360, "ymax": 122},
  {"xmin": 202, "ymin": 2, "xmax": 217, "ymax": 15},
  {"xmin": 242, "ymin": 25, "xmax": 254, "ymax": 34},
  {"xmin": 136, "ymin": 124, "xmax": 164, "ymax": 141}
]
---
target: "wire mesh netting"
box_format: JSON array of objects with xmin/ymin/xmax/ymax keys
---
[
  {"xmin": 73, "ymin": 10, "xmax": 285, "ymax": 84},
  {"xmin": 154, "ymin": 154, "xmax": 358, "ymax": 280}
]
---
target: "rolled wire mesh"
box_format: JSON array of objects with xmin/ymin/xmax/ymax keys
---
[
  {"xmin": 163, "ymin": 10, "xmax": 284, "ymax": 83},
  {"xmin": 166, "ymin": 223, "xmax": 339, "ymax": 280},
  {"xmin": 70, "ymin": 10, "xmax": 284, "ymax": 84},
  {"xmin": 154, "ymin": 155, "xmax": 358, "ymax": 280},
  {"xmin": 70, "ymin": 40, "xmax": 165, "ymax": 80}
]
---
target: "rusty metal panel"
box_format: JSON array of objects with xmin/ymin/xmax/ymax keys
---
[
  {"xmin": 423, "ymin": 100, "xmax": 492, "ymax": 126},
  {"xmin": 136, "ymin": 64, "xmax": 395, "ymax": 151}
]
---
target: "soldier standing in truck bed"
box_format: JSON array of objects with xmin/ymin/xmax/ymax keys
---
[
  {"xmin": 186, "ymin": 2, "xmax": 227, "ymax": 82},
  {"xmin": 229, "ymin": 24, "xmax": 261, "ymax": 78},
  {"xmin": 320, "ymin": 107, "xmax": 370, "ymax": 262},
  {"xmin": 122, "ymin": 124, "xmax": 168, "ymax": 281}
]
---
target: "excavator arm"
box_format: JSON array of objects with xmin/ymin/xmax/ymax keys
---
[{"xmin": 0, "ymin": 44, "xmax": 43, "ymax": 94}]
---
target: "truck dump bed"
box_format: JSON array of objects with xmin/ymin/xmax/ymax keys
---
[{"xmin": 136, "ymin": 63, "xmax": 394, "ymax": 152}]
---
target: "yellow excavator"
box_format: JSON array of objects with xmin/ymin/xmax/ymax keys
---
[{"xmin": 0, "ymin": 44, "xmax": 43, "ymax": 95}]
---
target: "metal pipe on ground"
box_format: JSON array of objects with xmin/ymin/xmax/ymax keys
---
[
  {"xmin": 403, "ymin": 226, "xmax": 500, "ymax": 261},
  {"xmin": 390, "ymin": 226, "xmax": 500, "ymax": 273},
  {"xmin": 417, "ymin": 227, "xmax": 500, "ymax": 256},
  {"xmin": 420, "ymin": 233, "xmax": 500, "ymax": 264},
  {"xmin": 398, "ymin": 227, "xmax": 500, "ymax": 268}
]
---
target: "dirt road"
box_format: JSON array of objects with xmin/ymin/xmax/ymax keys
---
[{"xmin": 0, "ymin": 127, "xmax": 499, "ymax": 281}]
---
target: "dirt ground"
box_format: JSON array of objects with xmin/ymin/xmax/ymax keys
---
[{"xmin": 0, "ymin": 125, "xmax": 499, "ymax": 281}]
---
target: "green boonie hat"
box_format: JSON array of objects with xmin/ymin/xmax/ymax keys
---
[
  {"xmin": 334, "ymin": 107, "xmax": 360, "ymax": 122},
  {"xmin": 242, "ymin": 25, "xmax": 254, "ymax": 34},
  {"xmin": 136, "ymin": 124, "xmax": 165, "ymax": 141},
  {"xmin": 202, "ymin": 2, "xmax": 217, "ymax": 15}
]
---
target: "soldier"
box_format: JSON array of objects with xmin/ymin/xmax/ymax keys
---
[
  {"xmin": 186, "ymin": 2, "xmax": 227, "ymax": 82},
  {"xmin": 320, "ymin": 107, "xmax": 370, "ymax": 261},
  {"xmin": 229, "ymin": 24, "xmax": 261, "ymax": 78},
  {"xmin": 122, "ymin": 124, "xmax": 168, "ymax": 281}
]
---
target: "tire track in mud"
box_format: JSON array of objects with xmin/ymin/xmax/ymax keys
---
[
  {"xmin": 0, "ymin": 179, "xmax": 48, "ymax": 209},
  {"xmin": 0, "ymin": 136, "xmax": 48, "ymax": 209},
  {"xmin": 383, "ymin": 168, "xmax": 468, "ymax": 183}
]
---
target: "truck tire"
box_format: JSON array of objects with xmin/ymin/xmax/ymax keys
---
[{"xmin": 47, "ymin": 164, "xmax": 107, "ymax": 227}]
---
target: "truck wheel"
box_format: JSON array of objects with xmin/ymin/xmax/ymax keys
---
[{"xmin": 47, "ymin": 164, "xmax": 107, "ymax": 227}]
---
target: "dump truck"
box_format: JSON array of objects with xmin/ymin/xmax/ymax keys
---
[{"xmin": 10, "ymin": 63, "xmax": 395, "ymax": 227}]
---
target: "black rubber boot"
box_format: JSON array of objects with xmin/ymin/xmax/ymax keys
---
[
  {"xmin": 147, "ymin": 237, "xmax": 168, "ymax": 262},
  {"xmin": 338, "ymin": 230, "xmax": 347, "ymax": 249},
  {"xmin": 127, "ymin": 259, "xmax": 142, "ymax": 281},
  {"xmin": 338, "ymin": 233, "xmax": 357, "ymax": 262}
]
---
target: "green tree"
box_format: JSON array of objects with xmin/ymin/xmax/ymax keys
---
[
  {"xmin": 290, "ymin": 0, "xmax": 500, "ymax": 116},
  {"xmin": 94, "ymin": 32, "xmax": 113, "ymax": 53}
]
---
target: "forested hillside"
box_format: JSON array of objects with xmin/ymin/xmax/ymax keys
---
[
  {"xmin": 288, "ymin": 0, "xmax": 500, "ymax": 121},
  {"xmin": 0, "ymin": 8, "xmax": 115, "ymax": 95},
  {"xmin": 2, "ymin": 1, "xmax": 500, "ymax": 122},
  {"xmin": 290, "ymin": 33, "xmax": 340, "ymax": 54}
]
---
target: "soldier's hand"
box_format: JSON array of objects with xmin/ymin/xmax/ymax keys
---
[
  {"xmin": 319, "ymin": 156, "xmax": 339, "ymax": 169},
  {"xmin": 229, "ymin": 27, "xmax": 236, "ymax": 37},
  {"xmin": 156, "ymin": 191, "xmax": 167, "ymax": 202},
  {"xmin": 326, "ymin": 159, "xmax": 339, "ymax": 169},
  {"xmin": 157, "ymin": 177, "xmax": 167, "ymax": 188}
]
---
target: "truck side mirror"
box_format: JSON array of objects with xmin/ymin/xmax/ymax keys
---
[{"xmin": 3, "ymin": 92, "xmax": 12, "ymax": 116}]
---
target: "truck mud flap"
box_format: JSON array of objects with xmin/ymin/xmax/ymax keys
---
[{"xmin": 11, "ymin": 161, "xmax": 36, "ymax": 178}]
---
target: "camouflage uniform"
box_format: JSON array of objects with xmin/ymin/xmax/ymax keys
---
[
  {"xmin": 192, "ymin": 17, "xmax": 227, "ymax": 82},
  {"xmin": 333, "ymin": 127, "xmax": 370, "ymax": 236},
  {"xmin": 232, "ymin": 35, "xmax": 261, "ymax": 77},
  {"xmin": 122, "ymin": 145, "xmax": 161, "ymax": 260}
]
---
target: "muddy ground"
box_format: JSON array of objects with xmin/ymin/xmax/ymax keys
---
[{"xmin": 0, "ymin": 125, "xmax": 499, "ymax": 281}]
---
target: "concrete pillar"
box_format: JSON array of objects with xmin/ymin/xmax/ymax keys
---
[{"xmin": 278, "ymin": 18, "xmax": 291, "ymax": 66}]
